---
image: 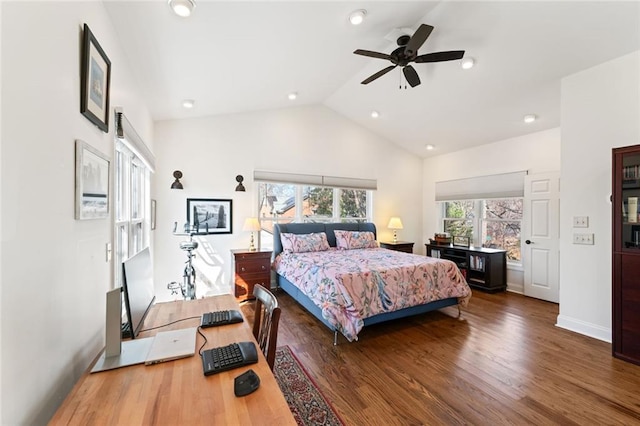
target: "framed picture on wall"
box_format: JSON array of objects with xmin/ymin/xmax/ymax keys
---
[
  {"xmin": 186, "ymin": 198, "xmax": 233, "ymax": 235},
  {"xmin": 80, "ymin": 23, "xmax": 111, "ymax": 132},
  {"xmin": 75, "ymin": 139, "xmax": 109, "ymax": 220}
]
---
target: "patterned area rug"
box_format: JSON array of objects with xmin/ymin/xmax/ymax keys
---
[{"xmin": 274, "ymin": 346, "xmax": 344, "ymax": 426}]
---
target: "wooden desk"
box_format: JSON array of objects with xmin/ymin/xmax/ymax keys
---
[{"xmin": 50, "ymin": 295, "xmax": 296, "ymax": 425}]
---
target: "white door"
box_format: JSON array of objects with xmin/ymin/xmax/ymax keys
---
[{"xmin": 523, "ymin": 171, "xmax": 560, "ymax": 303}]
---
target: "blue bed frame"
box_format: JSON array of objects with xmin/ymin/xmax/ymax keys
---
[{"xmin": 273, "ymin": 222, "xmax": 460, "ymax": 344}]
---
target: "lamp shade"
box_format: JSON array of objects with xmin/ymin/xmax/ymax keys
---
[
  {"xmin": 242, "ymin": 217, "xmax": 261, "ymax": 232},
  {"xmin": 387, "ymin": 217, "xmax": 404, "ymax": 230}
]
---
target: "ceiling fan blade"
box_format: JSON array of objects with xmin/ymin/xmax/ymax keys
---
[
  {"xmin": 403, "ymin": 65, "xmax": 421, "ymax": 88},
  {"xmin": 415, "ymin": 50, "xmax": 466, "ymax": 63},
  {"xmin": 354, "ymin": 49, "xmax": 392, "ymax": 61},
  {"xmin": 361, "ymin": 65, "xmax": 397, "ymax": 85},
  {"xmin": 404, "ymin": 24, "xmax": 434, "ymax": 56}
]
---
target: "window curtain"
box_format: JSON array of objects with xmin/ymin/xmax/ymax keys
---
[
  {"xmin": 435, "ymin": 171, "xmax": 527, "ymax": 201},
  {"xmin": 115, "ymin": 110, "xmax": 155, "ymax": 173},
  {"xmin": 254, "ymin": 170, "xmax": 377, "ymax": 190}
]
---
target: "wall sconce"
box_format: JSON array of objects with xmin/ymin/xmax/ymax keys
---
[
  {"xmin": 235, "ymin": 175, "xmax": 246, "ymax": 192},
  {"xmin": 242, "ymin": 217, "xmax": 261, "ymax": 251},
  {"xmin": 171, "ymin": 170, "xmax": 184, "ymax": 189},
  {"xmin": 387, "ymin": 217, "xmax": 404, "ymax": 243}
]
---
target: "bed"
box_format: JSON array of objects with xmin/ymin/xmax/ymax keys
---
[{"xmin": 272, "ymin": 222, "xmax": 471, "ymax": 344}]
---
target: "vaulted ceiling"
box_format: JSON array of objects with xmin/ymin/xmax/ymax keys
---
[{"xmin": 104, "ymin": 1, "xmax": 640, "ymax": 157}]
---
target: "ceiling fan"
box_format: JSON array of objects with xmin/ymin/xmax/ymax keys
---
[{"xmin": 354, "ymin": 24, "xmax": 465, "ymax": 88}]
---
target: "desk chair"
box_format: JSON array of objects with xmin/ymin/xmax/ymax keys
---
[{"xmin": 252, "ymin": 284, "xmax": 281, "ymax": 370}]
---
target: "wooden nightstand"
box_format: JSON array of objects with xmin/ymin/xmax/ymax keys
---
[
  {"xmin": 231, "ymin": 249, "xmax": 272, "ymax": 301},
  {"xmin": 379, "ymin": 241, "xmax": 415, "ymax": 253}
]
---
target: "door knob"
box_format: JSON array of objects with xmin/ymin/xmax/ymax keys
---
[{"xmin": 525, "ymin": 239, "xmax": 532, "ymax": 245}]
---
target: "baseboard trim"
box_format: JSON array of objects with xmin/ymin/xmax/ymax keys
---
[
  {"xmin": 556, "ymin": 314, "xmax": 611, "ymax": 343},
  {"xmin": 506, "ymin": 282, "xmax": 523, "ymax": 294}
]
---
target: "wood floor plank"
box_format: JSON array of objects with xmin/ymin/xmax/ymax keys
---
[{"xmin": 242, "ymin": 290, "xmax": 640, "ymax": 425}]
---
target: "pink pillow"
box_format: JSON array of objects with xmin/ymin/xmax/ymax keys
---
[
  {"xmin": 334, "ymin": 230, "xmax": 378, "ymax": 250},
  {"xmin": 280, "ymin": 232, "xmax": 330, "ymax": 253}
]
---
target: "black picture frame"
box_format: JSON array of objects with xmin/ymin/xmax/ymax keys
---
[
  {"xmin": 80, "ymin": 23, "xmax": 111, "ymax": 132},
  {"xmin": 186, "ymin": 198, "xmax": 233, "ymax": 235}
]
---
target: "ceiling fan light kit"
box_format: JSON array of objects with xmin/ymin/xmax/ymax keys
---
[
  {"xmin": 349, "ymin": 9, "xmax": 367, "ymax": 26},
  {"xmin": 169, "ymin": 0, "xmax": 196, "ymax": 17},
  {"xmin": 354, "ymin": 23, "xmax": 465, "ymax": 88}
]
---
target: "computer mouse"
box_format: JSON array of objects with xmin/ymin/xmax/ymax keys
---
[{"xmin": 234, "ymin": 369, "xmax": 260, "ymax": 397}]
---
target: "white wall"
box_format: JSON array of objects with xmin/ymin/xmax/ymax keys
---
[
  {"xmin": 557, "ymin": 51, "xmax": 640, "ymax": 341},
  {"xmin": 422, "ymin": 128, "xmax": 562, "ymax": 291},
  {"xmin": 152, "ymin": 105, "xmax": 424, "ymax": 301},
  {"xmin": 0, "ymin": 3, "xmax": 152, "ymax": 424}
]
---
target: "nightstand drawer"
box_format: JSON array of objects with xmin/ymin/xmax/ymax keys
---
[
  {"xmin": 236, "ymin": 259, "xmax": 270, "ymax": 274},
  {"xmin": 234, "ymin": 251, "xmax": 271, "ymax": 262}
]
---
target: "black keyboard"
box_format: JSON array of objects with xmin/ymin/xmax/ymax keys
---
[
  {"xmin": 201, "ymin": 310, "xmax": 243, "ymax": 328},
  {"xmin": 201, "ymin": 342, "xmax": 258, "ymax": 376}
]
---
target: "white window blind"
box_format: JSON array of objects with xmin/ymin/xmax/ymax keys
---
[
  {"xmin": 115, "ymin": 110, "xmax": 155, "ymax": 173},
  {"xmin": 435, "ymin": 171, "xmax": 527, "ymax": 201},
  {"xmin": 254, "ymin": 170, "xmax": 377, "ymax": 190}
]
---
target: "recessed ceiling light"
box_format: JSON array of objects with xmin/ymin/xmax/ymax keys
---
[
  {"xmin": 169, "ymin": 0, "xmax": 196, "ymax": 17},
  {"xmin": 288, "ymin": 92, "xmax": 297, "ymax": 100},
  {"xmin": 523, "ymin": 114, "xmax": 537, "ymax": 123},
  {"xmin": 370, "ymin": 111, "xmax": 379, "ymax": 118},
  {"xmin": 349, "ymin": 9, "xmax": 367, "ymax": 26},
  {"xmin": 425, "ymin": 144, "xmax": 435, "ymax": 150},
  {"xmin": 182, "ymin": 99, "xmax": 195, "ymax": 108},
  {"xmin": 461, "ymin": 57, "xmax": 475, "ymax": 70}
]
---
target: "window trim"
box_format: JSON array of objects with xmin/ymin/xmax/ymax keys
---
[{"xmin": 440, "ymin": 198, "xmax": 523, "ymax": 266}]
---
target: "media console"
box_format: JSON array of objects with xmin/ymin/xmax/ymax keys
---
[{"xmin": 425, "ymin": 243, "xmax": 507, "ymax": 292}]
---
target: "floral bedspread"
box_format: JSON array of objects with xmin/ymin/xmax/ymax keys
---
[{"xmin": 273, "ymin": 247, "xmax": 471, "ymax": 341}]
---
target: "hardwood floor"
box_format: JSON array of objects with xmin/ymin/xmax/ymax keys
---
[{"xmin": 242, "ymin": 290, "xmax": 640, "ymax": 425}]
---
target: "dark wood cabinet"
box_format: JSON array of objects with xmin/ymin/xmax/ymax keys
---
[
  {"xmin": 425, "ymin": 244, "xmax": 506, "ymax": 293},
  {"xmin": 380, "ymin": 241, "xmax": 414, "ymax": 253},
  {"xmin": 612, "ymin": 145, "xmax": 640, "ymax": 366},
  {"xmin": 231, "ymin": 249, "xmax": 272, "ymax": 302}
]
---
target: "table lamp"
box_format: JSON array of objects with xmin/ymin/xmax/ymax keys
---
[
  {"xmin": 387, "ymin": 217, "xmax": 403, "ymax": 243},
  {"xmin": 242, "ymin": 217, "xmax": 261, "ymax": 251}
]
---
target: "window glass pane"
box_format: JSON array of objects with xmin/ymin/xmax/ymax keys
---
[
  {"xmin": 304, "ymin": 186, "xmax": 333, "ymax": 219},
  {"xmin": 259, "ymin": 183, "xmax": 296, "ymax": 220},
  {"xmin": 131, "ymin": 163, "xmax": 141, "ymax": 219},
  {"xmin": 340, "ymin": 189, "xmax": 367, "ymax": 219},
  {"xmin": 132, "ymin": 222, "xmax": 143, "ymax": 253},
  {"xmin": 115, "ymin": 151, "xmax": 126, "ymax": 221},
  {"xmin": 444, "ymin": 219, "xmax": 474, "ymax": 238},
  {"xmin": 444, "ymin": 201, "xmax": 475, "ymax": 219},
  {"xmin": 483, "ymin": 221, "xmax": 521, "ymax": 261},
  {"xmin": 484, "ymin": 199, "xmax": 523, "ymax": 220},
  {"xmin": 115, "ymin": 224, "xmax": 128, "ymax": 287}
]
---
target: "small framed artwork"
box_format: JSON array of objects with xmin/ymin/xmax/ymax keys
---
[
  {"xmin": 186, "ymin": 198, "xmax": 233, "ymax": 235},
  {"xmin": 75, "ymin": 140, "xmax": 110, "ymax": 220},
  {"xmin": 452, "ymin": 235, "xmax": 470, "ymax": 247},
  {"xmin": 80, "ymin": 23, "xmax": 111, "ymax": 132},
  {"xmin": 151, "ymin": 199, "xmax": 157, "ymax": 230}
]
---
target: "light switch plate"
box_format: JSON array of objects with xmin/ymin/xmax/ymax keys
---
[
  {"xmin": 573, "ymin": 216, "xmax": 589, "ymax": 227},
  {"xmin": 573, "ymin": 233, "xmax": 594, "ymax": 245},
  {"xmin": 106, "ymin": 242, "xmax": 112, "ymax": 261}
]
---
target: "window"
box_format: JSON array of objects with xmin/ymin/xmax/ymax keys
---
[
  {"xmin": 257, "ymin": 182, "xmax": 372, "ymax": 249},
  {"xmin": 114, "ymin": 140, "xmax": 151, "ymax": 287},
  {"xmin": 441, "ymin": 198, "xmax": 523, "ymax": 263}
]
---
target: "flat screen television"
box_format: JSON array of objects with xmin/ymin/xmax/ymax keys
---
[{"xmin": 122, "ymin": 247, "xmax": 156, "ymax": 339}]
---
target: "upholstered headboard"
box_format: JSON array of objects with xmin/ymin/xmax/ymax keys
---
[{"xmin": 273, "ymin": 222, "xmax": 377, "ymax": 257}]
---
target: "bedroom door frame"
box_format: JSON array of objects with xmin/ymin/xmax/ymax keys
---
[{"xmin": 522, "ymin": 171, "xmax": 560, "ymax": 303}]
